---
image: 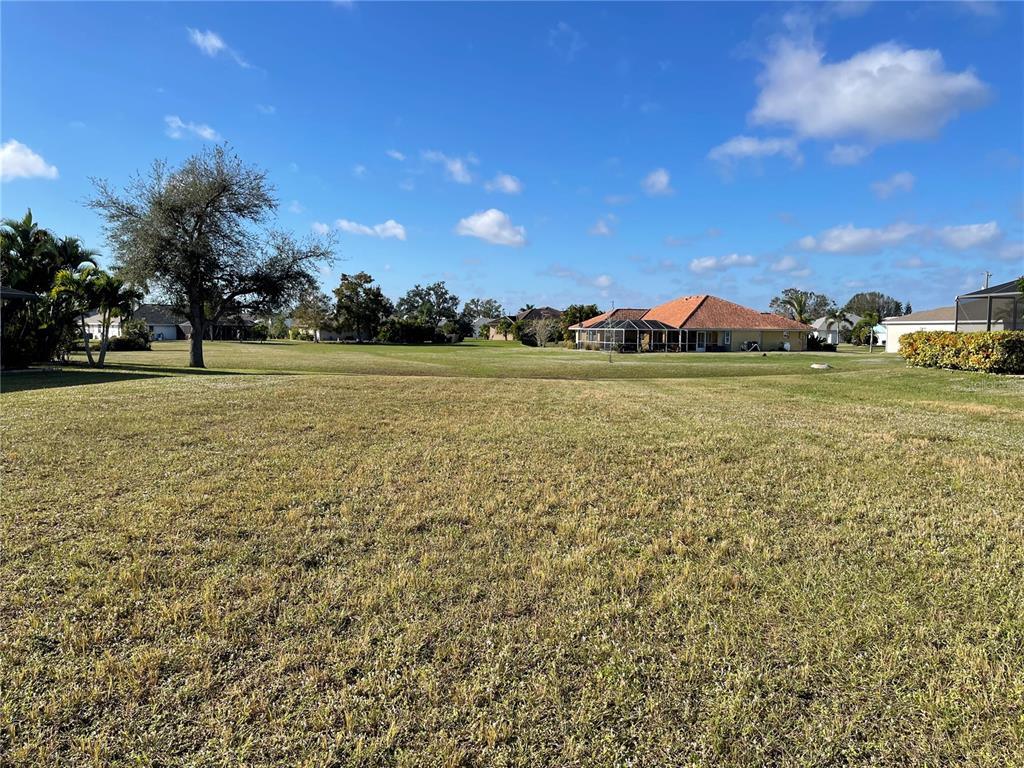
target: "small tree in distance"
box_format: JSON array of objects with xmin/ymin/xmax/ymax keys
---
[
  {"xmin": 333, "ymin": 272, "xmax": 393, "ymax": 341},
  {"xmin": 291, "ymin": 289, "xmax": 333, "ymax": 341}
]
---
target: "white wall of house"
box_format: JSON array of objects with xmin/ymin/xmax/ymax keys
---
[
  {"xmin": 882, "ymin": 320, "xmax": 956, "ymax": 353},
  {"xmin": 84, "ymin": 318, "xmax": 179, "ymax": 340},
  {"xmin": 148, "ymin": 324, "xmax": 179, "ymax": 341}
]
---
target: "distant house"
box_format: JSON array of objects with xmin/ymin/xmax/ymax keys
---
[
  {"xmin": 570, "ymin": 295, "xmax": 810, "ymax": 352},
  {"xmin": 881, "ymin": 307, "xmax": 956, "ymax": 353},
  {"xmin": 84, "ymin": 303, "xmax": 257, "ymax": 341},
  {"xmin": 881, "ymin": 279, "xmax": 1023, "ymax": 353},
  {"xmin": 810, "ymin": 313, "xmax": 861, "ymax": 345},
  {"xmin": 290, "ymin": 325, "xmax": 357, "ymax": 342},
  {"xmin": 516, "ymin": 306, "xmax": 562, "ymax": 323},
  {"xmin": 484, "ymin": 306, "xmax": 563, "ymax": 340},
  {"xmin": 85, "ymin": 304, "xmax": 186, "ymax": 341}
]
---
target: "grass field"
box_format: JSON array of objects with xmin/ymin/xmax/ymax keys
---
[{"xmin": 2, "ymin": 341, "xmax": 1023, "ymax": 766}]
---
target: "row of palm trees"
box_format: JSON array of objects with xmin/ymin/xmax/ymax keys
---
[{"xmin": 1, "ymin": 210, "xmax": 141, "ymax": 367}]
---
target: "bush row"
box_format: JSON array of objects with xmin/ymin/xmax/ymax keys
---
[{"xmin": 899, "ymin": 330, "xmax": 1024, "ymax": 374}]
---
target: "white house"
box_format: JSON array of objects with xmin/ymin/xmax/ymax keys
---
[
  {"xmin": 84, "ymin": 304, "xmax": 185, "ymax": 341},
  {"xmin": 881, "ymin": 306, "xmax": 956, "ymax": 353},
  {"xmin": 810, "ymin": 313, "xmax": 860, "ymax": 345}
]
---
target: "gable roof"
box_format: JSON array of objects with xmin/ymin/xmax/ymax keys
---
[{"xmin": 883, "ymin": 306, "xmax": 955, "ymax": 323}]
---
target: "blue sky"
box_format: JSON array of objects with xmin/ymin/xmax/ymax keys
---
[{"xmin": 2, "ymin": 1, "xmax": 1022, "ymax": 314}]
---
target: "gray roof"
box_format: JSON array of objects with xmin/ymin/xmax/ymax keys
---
[
  {"xmin": 884, "ymin": 306, "xmax": 955, "ymax": 323},
  {"xmin": 1, "ymin": 286, "xmax": 41, "ymax": 301},
  {"xmin": 810, "ymin": 313, "xmax": 861, "ymax": 331},
  {"xmin": 85, "ymin": 303, "xmax": 254, "ymax": 327},
  {"xmin": 516, "ymin": 306, "xmax": 562, "ymax": 322}
]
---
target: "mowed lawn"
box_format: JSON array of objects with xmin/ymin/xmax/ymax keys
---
[{"xmin": 2, "ymin": 342, "xmax": 1023, "ymax": 766}]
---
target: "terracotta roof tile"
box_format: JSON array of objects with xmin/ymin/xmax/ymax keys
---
[
  {"xmin": 642, "ymin": 295, "xmax": 706, "ymax": 327},
  {"xmin": 675, "ymin": 296, "xmax": 811, "ymax": 330},
  {"xmin": 571, "ymin": 295, "xmax": 813, "ymax": 331}
]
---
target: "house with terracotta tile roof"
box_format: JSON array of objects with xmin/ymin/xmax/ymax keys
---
[{"xmin": 570, "ymin": 295, "xmax": 812, "ymax": 352}]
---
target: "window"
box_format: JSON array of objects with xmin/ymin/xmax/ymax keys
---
[{"xmin": 721, "ymin": 331, "xmax": 731, "ymax": 347}]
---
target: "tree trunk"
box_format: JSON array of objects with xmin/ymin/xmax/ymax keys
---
[
  {"xmin": 80, "ymin": 319, "xmax": 96, "ymax": 367},
  {"xmin": 97, "ymin": 312, "xmax": 110, "ymax": 368},
  {"xmin": 189, "ymin": 305, "xmax": 206, "ymax": 368}
]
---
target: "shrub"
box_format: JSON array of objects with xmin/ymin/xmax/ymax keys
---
[
  {"xmin": 807, "ymin": 335, "xmax": 837, "ymax": 352},
  {"xmin": 376, "ymin": 318, "xmax": 445, "ymax": 344},
  {"xmin": 899, "ymin": 331, "xmax": 1024, "ymax": 374}
]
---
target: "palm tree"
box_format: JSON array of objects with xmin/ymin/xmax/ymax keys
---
[
  {"xmin": 52, "ymin": 267, "xmax": 141, "ymax": 367},
  {"xmin": 1, "ymin": 210, "xmax": 55, "ymax": 289},
  {"xmin": 824, "ymin": 306, "xmax": 850, "ymax": 346},
  {"xmin": 51, "ymin": 266, "xmax": 100, "ymax": 366},
  {"xmin": 781, "ymin": 293, "xmax": 811, "ymax": 324},
  {"xmin": 93, "ymin": 272, "xmax": 143, "ymax": 367}
]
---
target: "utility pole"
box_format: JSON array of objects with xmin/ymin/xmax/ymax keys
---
[{"xmin": 983, "ymin": 270, "xmax": 992, "ymax": 289}]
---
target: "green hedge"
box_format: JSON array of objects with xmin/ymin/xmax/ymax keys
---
[{"xmin": 899, "ymin": 330, "xmax": 1024, "ymax": 373}]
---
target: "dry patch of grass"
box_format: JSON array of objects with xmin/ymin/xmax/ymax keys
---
[{"xmin": 2, "ymin": 351, "xmax": 1023, "ymax": 766}]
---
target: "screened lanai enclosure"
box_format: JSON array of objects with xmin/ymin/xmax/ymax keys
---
[
  {"xmin": 575, "ymin": 318, "xmax": 732, "ymax": 352},
  {"xmin": 955, "ymin": 280, "xmax": 1024, "ymax": 332}
]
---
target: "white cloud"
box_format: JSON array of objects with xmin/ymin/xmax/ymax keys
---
[
  {"xmin": 872, "ymin": 171, "xmax": 915, "ymax": 199},
  {"xmin": 311, "ymin": 221, "xmax": 331, "ymax": 235},
  {"xmin": 398, "ymin": 178, "xmax": 415, "ymax": 191},
  {"xmin": 455, "ymin": 209, "xmax": 526, "ymax": 246},
  {"xmin": 256, "ymin": 104, "xmax": 276, "ymax": 115},
  {"xmin": 751, "ymin": 39, "xmax": 989, "ymax": 142},
  {"xmin": 287, "ymin": 200, "xmax": 304, "ymax": 214},
  {"xmin": 641, "ymin": 167, "xmax": 674, "ymax": 196},
  {"xmin": 708, "ymin": 135, "xmax": 802, "ymax": 166},
  {"xmin": 352, "ymin": 164, "xmax": 367, "ymax": 179},
  {"xmin": 689, "ymin": 253, "xmax": 756, "ymax": 273},
  {"xmin": 423, "ymin": 150, "xmax": 475, "ymax": 184},
  {"xmin": 770, "ymin": 255, "xmax": 798, "ymax": 272},
  {"xmin": 0, "ymin": 140, "xmax": 58, "ymax": 181},
  {"xmin": 484, "ymin": 173, "xmax": 523, "ymax": 194},
  {"xmin": 937, "ymin": 221, "xmax": 1001, "ymax": 250},
  {"xmin": 828, "ymin": 144, "xmax": 872, "ymax": 165},
  {"xmin": 548, "ymin": 21, "xmax": 585, "ymax": 62},
  {"xmin": 164, "ymin": 115, "xmax": 221, "ymax": 141},
  {"xmin": 799, "ymin": 222, "xmax": 920, "ymax": 253},
  {"xmin": 187, "ymin": 28, "xmax": 249, "ymax": 68},
  {"xmin": 335, "ymin": 218, "xmax": 407, "ymax": 240},
  {"xmin": 589, "ymin": 216, "xmax": 615, "ymax": 237},
  {"xmin": 544, "ymin": 265, "xmax": 615, "ymax": 294},
  {"xmin": 386, "ymin": 149, "xmax": 406, "ymax": 161}
]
